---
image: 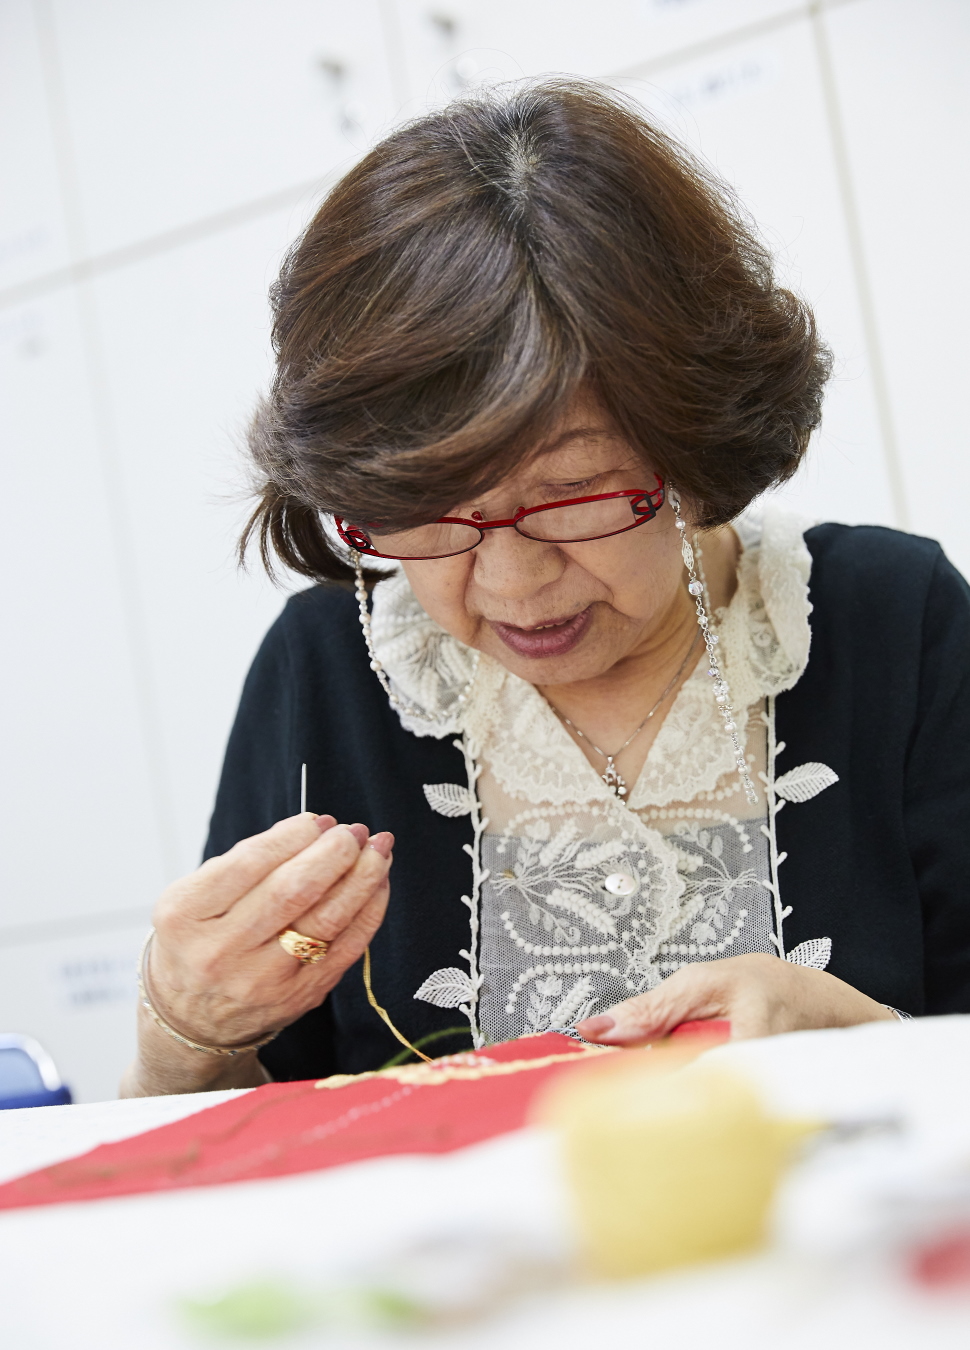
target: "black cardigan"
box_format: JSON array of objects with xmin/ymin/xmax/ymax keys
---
[{"xmin": 204, "ymin": 525, "xmax": 970, "ymax": 1079}]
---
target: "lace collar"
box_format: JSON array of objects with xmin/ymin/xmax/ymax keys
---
[{"xmin": 368, "ymin": 504, "xmax": 813, "ymax": 808}]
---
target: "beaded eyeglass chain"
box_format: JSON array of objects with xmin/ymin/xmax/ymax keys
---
[{"xmin": 669, "ymin": 487, "xmax": 758, "ymax": 806}]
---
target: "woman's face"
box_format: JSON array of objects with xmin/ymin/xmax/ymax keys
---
[{"xmin": 401, "ymin": 399, "xmax": 690, "ymax": 688}]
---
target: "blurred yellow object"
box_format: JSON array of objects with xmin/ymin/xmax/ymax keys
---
[{"xmin": 534, "ymin": 1043, "xmax": 818, "ymax": 1279}]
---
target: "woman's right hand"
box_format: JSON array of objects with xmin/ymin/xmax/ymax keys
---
[{"xmin": 121, "ymin": 813, "xmax": 393, "ymax": 1096}]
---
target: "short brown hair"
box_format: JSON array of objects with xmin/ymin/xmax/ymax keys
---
[{"xmin": 243, "ymin": 80, "xmax": 831, "ymax": 581}]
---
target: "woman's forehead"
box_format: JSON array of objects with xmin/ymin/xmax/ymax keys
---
[
  {"xmin": 506, "ymin": 427, "xmax": 636, "ymax": 484},
  {"xmin": 455, "ymin": 429, "xmax": 642, "ymax": 515}
]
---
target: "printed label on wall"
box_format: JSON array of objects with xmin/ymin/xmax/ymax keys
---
[{"xmin": 56, "ymin": 952, "xmax": 138, "ymax": 1014}]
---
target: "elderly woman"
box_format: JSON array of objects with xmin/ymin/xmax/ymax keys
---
[{"xmin": 123, "ymin": 82, "xmax": 970, "ymax": 1097}]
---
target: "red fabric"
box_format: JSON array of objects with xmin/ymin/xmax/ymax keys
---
[
  {"xmin": 0, "ymin": 1034, "xmax": 593, "ymax": 1213},
  {"xmin": 670, "ymin": 1019, "xmax": 732, "ymax": 1042},
  {"xmin": 910, "ymin": 1231, "xmax": 970, "ymax": 1288}
]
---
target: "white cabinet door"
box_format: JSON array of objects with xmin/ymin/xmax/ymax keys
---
[
  {"xmin": 46, "ymin": 0, "xmax": 397, "ymax": 257},
  {"xmin": 621, "ymin": 16, "xmax": 897, "ymax": 528},
  {"xmin": 392, "ymin": 0, "xmax": 805, "ymax": 101},
  {"xmin": 90, "ymin": 207, "xmax": 304, "ymax": 874},
  {"xmin": 825, "ymin": 0, "xmax": 970, "ymax": 575},
  {"xmin": 0, "ymin": 291, "xmax": 167, "ymax": 931},
  {"xmin": 0, "ymin": 0, "xmax": 71, "ymax": 290}
]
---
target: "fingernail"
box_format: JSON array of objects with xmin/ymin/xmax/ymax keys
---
[
  {"xmin": 576, "ymin": 1014, "xmax": 615, "ymax": 1038},
  {"xmin": 368, "ymin": 831, "xmax": 394, "ymax": 859},
  {"xmin": 328, "ymin": 823, "xmax": 364, "ymax": 847},
  {"xmin": 312, "ymin": 814, "xmax": 336, "ymax": 832},
  {"xmin": 344, "ymin": 823, "xmax": 369, "ymax": 847}
]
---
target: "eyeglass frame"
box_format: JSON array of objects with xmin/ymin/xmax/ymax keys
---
[{"xmin": 335, "ymin": 475, "xmax": 666, "ymax": 561}]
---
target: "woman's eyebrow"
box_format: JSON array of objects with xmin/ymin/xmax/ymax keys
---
[{"xmin": 537, "ymin": 426, "xmax": 622, "ymax": 455}]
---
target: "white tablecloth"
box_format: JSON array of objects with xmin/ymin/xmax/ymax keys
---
[{"xmin": 2, "ymin": 1018, "xmax": 970, "ymax": 1349}]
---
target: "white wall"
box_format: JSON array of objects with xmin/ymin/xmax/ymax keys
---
[{"xmin": 1, "ymin": 0, "xmax": 967, "ymax": 1100}]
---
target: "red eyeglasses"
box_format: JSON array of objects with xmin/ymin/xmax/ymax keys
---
[{"xmin": 336, "ymin": 475, "xmax": 666, "ymax": 561}]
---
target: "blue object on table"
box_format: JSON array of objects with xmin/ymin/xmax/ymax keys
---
[{"xmin": 0, "ymin": 1034, "xmax": 72, "ymax": 1109}]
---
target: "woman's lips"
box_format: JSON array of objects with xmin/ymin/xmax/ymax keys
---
[{"xmin": 489, "ymin": 607, "xmax": 593, "ymax": 660}]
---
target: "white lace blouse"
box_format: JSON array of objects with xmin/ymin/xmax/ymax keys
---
[{"xmin": 368, "ymin": 505, "xmax": 837, "ymax": 1048}]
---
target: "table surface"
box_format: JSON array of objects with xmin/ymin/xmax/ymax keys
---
[
  {"xmin": 2, "ymin": 1018, "xmax": 970, "ymax": 1350},
  {"xmin": 0, "ymin": 1086, "xmax": 251, "ymax": 1184}
]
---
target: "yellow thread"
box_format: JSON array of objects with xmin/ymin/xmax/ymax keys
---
[
  {"xmin": 316, "ymin": 1044, "xmax": 614, "ymax": 1090},
  {"xmin": 362, "ymin": 946, "xmax": 434, "ymax": 1064}
]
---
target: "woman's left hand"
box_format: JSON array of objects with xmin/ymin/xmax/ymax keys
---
[{"xmin": 575, "ymin": 952, "xmax": 896, "ymax": 1044}]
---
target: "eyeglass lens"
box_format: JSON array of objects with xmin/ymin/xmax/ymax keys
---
[{"xmin": 365, "ymin": 494, "xmax": 652, "ymax": 559}]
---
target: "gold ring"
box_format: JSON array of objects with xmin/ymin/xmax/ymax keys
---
[{"xmin": 277, "ymin": 929, "xmax": 329, "ymax": 964}]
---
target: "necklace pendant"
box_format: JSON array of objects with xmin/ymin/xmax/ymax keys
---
[{"xmin": 601, "ymin": 757, "xmax": 628, "ymax": 798}]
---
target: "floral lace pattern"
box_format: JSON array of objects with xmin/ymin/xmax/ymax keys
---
[
  {"xmin": 369, "ymin": 572, "xmax": 476, "ymax": 739},
  {"xmin": 478, "ymin": 813, "xmax": 779, "ymax": 1041}
]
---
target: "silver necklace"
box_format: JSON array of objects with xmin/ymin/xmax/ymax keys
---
[{"xmin": 549, "ymin": 629, "xmax": 702, "ymax": 798}]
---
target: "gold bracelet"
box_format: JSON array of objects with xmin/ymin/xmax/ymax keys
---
[{"xmin": 137, "ymin": 929, "xmax": 278, "ymax": 1058}]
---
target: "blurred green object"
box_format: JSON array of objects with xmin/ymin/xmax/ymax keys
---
[
  {"xmin": 318, "ymin": 1286, "xmax": 427, "ymax": 1328},
  {"xmin": 179, "ymin": 1280, "xmax": 311, "ymax": 1340},
  {"xmin": 179, "ymin": 1278, "xmax": 427, "ymax": 1340}
]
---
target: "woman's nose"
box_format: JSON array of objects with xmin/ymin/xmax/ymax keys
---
[{"xmin": 471, "ymin": 524, "xmax": 565, "ymax": 599}]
